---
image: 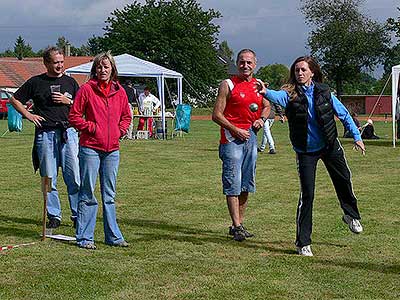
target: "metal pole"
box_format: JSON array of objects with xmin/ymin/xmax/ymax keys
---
[{"xmin": 41, "ymin": 177, "xmax": 51, "ymax": 240}]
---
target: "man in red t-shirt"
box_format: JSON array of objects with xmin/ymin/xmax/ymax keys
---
[{"xmin": 212, "ymin": 49, "xmax": 270, "ymax": 241}]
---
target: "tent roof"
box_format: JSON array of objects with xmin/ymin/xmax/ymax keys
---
[
  {"xmin": 393, "ymin": 64, "xmax": 400, "ymax": 72},
  {"xmin": 65, "ymin": 53, "xmax": 183, "ymax": 79}
]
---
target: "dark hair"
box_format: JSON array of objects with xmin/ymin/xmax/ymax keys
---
[
  {"xmin": 282, "ymin": 56, "xmax": 323, "ymax": 100},
  {"xmin": 236, "ymin": 49, "xmax": 257, "ymax": 64},
  {"xmin": 43, "ymin": 46, "xmax": 64, "ymax": 64},
  {"xmin": 144, "ymin": 86, "xmax": 151, "ymax": 91},
  {"xmin": 90, "ymin": 51, "xmax": 118, "ymax": 82},
  {"xmin": 288, "ymin": 56, "xmax": 323, "ymax": 84}
]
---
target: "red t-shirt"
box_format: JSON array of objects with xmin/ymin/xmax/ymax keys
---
[
  {"xmin": 220, "ymin": 76, "xmax": 263, "ymax": 144},
  {"xmin": 99, "ymin": 80, "xmax": 112, "ymax": 96}
]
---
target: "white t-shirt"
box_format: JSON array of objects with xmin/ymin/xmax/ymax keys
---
[{"xmin": 138, "ymin": 92, "xmax": 161, "ymax": 115}]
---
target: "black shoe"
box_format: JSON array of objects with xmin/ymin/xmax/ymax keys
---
[
  {"xmin": 233, "ymin": 226, "xmax": 246, "ymax": 242},
  {"xmin": 229, "ymin": 224, "xmax": 254, "ymax": 238},
  {"xmin": 228, "ymin": 225, "xmax": 235, "ymax": 236},
  {"xmin": 47, "ymin": 218, "xmax": 60, "ymax": 229},
  {"xmin": 268, "ymin": 149, "xmax": 276, "ymax": 154},
  {"xmin": 241, "ymin": 225, "xmax": 254, "ymax": 238},
  {"xmin": 257, "ymin": 148, "xmax": 264, "ymax": 153}
]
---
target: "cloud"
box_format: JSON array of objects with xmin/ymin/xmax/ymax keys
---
[{"xmin": 0, "ymin": 0, "xmax": 397, "ymax": 70}]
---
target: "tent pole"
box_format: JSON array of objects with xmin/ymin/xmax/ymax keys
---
[{"xmin": 392, "ymin": 68, "xmax": 397, "ymax": 148}]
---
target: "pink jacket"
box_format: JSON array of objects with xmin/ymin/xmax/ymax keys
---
[{"xmin": 69, "ymin": 79, "xmax": 132, "ymax": 152}]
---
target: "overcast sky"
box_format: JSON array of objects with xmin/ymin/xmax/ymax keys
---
[{"xmin": 0, "ymin": 0, "xmax": 398, "ymax": 70}]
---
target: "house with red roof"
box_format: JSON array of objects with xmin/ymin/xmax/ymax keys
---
[{"xmin": 0, "ymin": 56, "xmax": 93, "ymax": 93}]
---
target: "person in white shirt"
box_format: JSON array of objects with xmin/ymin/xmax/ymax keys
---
[{"xmin": 137, "ymin": 87, "xmax": 161, "ymax": 136}]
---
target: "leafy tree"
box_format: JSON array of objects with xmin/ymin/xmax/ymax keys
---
[
  {"xmin": 256, "ymin": 64, "xmax": 289, "ymax": 90},
  {"xmin": 218, "ymin": 40, "xmax": 234, "ymax": 61},
  {"xmin": 384, "ymin": 7, "xmax": 400, "ymax": 75},
  {"xmin": 88, "ymin": 0, "xmax": 225, "ymax": 100},
  {"xmin": 55, "ymin": 36, "xmax": 91, "ymax": 56},
  {"xmin": 14, "ymin": 35, "xmax": 35, "ymax": 60},
  {"xmin": 85, "ymin": 35, "xmax": 105, "ymax": 56},
  {"xmin": 0, "ymin": 49, "xmax": 15, "ymax": 57},
  {"xmin": 300, "ymin": 0, "xmax": 390, "ymax": 97},
  {"xmin": 341, "ymin": 72, "xmax": 378, "ymax": 95}
]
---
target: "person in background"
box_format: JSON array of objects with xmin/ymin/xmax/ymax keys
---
[
  {"xmin": 257, "ymin": 56, "xmax": 365, "ymax": 256},
  {"xmin": 137, "ymin": 86, "xmax": 161, "ymax": 137},
  {"xmin": 343, "ymin": 111, "xmax": 361, "ymax": 138},
  {"xmin": 69, "ymin": 51, "xmax": 132, "ymax": 250},
  {"xmin": 361, "ymin": 119, "xmax": 380, "ymax": 139},
  {"xmin": 258, "ymin": 102, "xmax": 284, "ymax": 154},
  {"xmin": 121, "ymin": 79, "xmax": 138, "ymax": 108},
  {"xmin": 10, "ymin": 46, "xmax": 80, "ymax": 229},
  {"xmin": 212, "ymin": 49, "xmax": 270, "ymax": 242},
  {"xmin": 121, "ymin": 79, "xmax": 138, "ymax": 139}
]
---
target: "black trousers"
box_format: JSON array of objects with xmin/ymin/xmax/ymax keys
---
[{"xmin": 295, "ymin": 139, "xmax": 361, "ymax": 247}]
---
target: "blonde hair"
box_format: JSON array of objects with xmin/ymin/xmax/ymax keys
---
[{"xmin": 90, "ymin": 51, "xmax": 118, "ymax": 82}]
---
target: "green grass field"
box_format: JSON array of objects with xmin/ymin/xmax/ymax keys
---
[{"xmin": 0, "ymin": 118, "xmax": 399, "ymax": 300}]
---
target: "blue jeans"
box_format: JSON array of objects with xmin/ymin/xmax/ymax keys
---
[
  {"xmin": 76, "ymin": 146, "xmax": 125, "ymax": 246},
  {"xmin": 219, "ymin": 129, "xmax": 258, "ymax": 196},
  {"xmin": 36, "ymin": 127, "xmax": 80, "ymax": 221},
  {"xmin": 259, "ymin": 119, "xmax": 275, "ymax": 151}
]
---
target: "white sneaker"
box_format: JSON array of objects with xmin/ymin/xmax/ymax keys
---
[
  {"xmin": 296, "ymin": 245, "xmax": 313, "ymax": 257},
  {"xmin": 342, "ymin": 215, "xmax": 363, "ymax": 234}
]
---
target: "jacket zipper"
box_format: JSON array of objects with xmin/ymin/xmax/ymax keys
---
[{"xmin": 106, "ymin": 95, "xmax": 110, "ymax": 152}]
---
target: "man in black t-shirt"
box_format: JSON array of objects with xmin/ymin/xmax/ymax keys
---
[
  {"xmin": 10, "ymin": 46, "xmax": 80, "ymax": 229},
  {"xmin": 121, "ymin": 80, "xmax": 138, "ymax": 107},
  {"xmin": 121, "ymin": 79, "xmax": 138, "ymax": 139}
]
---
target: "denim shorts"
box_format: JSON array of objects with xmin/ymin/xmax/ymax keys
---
[{"xmin": 218, "ymin": 129, "xmax": 258, "ymax": 196}]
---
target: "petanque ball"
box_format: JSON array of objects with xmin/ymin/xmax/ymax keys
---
[{"xmin": 249, "ymin": 103, "xmax": 259, "ymax": 112}]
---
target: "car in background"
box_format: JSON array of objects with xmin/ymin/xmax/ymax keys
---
[{"xmin": 0, "ymin": 89, "xmax": 12, "ymax": 119}]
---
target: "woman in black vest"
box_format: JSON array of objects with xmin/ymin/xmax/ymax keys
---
[{"xmin": 257, "ymin": 56, "xmax": 366, "ymax": 256}]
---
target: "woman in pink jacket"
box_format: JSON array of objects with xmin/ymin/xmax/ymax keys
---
[{"xmin": 69, "ymin": 51, "xmax": 132, "ymax": 249}]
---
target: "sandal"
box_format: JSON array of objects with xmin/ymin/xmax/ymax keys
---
[{"xmin": 79, "ymin": 243, "xmax": 96, "ymax": 250}]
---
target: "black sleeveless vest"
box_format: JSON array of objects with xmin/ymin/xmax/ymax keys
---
[{"xmin": 285, "ymin": 83, "xmax": 337, "ymax": 152}]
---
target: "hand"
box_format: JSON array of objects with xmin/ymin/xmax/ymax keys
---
[
  {"xmin": 252, "ymin": 118, "xmax": 264, "ymax": 130},
  {"xmin": 27, "ymin": 112, "xmax": 45, "ymax": 127},
  {"xmin": 52, "ymin": 92, "xmax": 69, "ymax": 105},
  {"xmin": 353, "ymin": 140, "xmax": 366, "ymax": 156},
  {"xmin": 254, "ymin": 79, "xmax": 267, "ymax": 95},
  {"xmin": 234, "ymin": 127, "xmax": 251, "ymax": 141}
]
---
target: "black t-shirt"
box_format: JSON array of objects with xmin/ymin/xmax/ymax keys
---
[
  {"xmin": 14, "ymin": 73, "xmax": 79, "ymax": 129},
  {"xmin": 121, "ymin": 84, "xmax": 138, "ymax": 106}
]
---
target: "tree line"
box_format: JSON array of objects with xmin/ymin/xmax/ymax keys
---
[{"xmin": 1, "ymin": 0, "xmax": 400, "ymax": 103}]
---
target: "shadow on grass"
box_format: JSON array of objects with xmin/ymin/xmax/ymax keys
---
[
  {"xmin": 0, "ymin": 214, "xmax": 41, "ymax": 226},
  {"xmin": 119, "ymin": 218, "xmax": 292, "ymax": 255},
  {"xmin": 314, "ymin": 258, "xmax": 400, "ymax": 275},
  {"xmin": 0, "ymin": 225, "xmax": 39, "ymax": 239},
  {"xmin": 0, "ymin": 214, "xmax": 75, "ymax": 240},
  {"xmin": 340, "ymin": 138, "xmax": 395, "ymax": 147}
]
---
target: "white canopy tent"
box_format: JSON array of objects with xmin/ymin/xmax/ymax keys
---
[
  {"xmin": 391, "ymin": 64, "xmax": 400, "ymax": 147},
  {"xmin": 65, "ymin": 53, "xmax": 183, "ymax": 139}
]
